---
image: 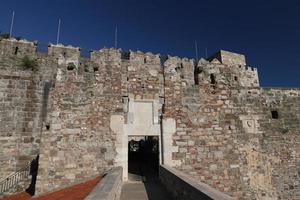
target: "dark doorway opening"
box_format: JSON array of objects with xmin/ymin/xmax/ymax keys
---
[
  {"xmin": 210, "ymin": 74, "xmax": 216, "ymax": 84},
  {"xmin": 271, "ymin": 110, "xmax": 279, "ymax": 119},
  {"xmin": 128, "ymin": 136, "xmax": 159, "ymax": 181}
]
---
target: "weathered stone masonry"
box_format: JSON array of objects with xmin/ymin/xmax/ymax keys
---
[
  {"xmin": 163, "ymin": 56, "xmax": 299, "ymax": 199},
  {"xmin": 0, "ymin": 38, "xmax": 299, "ymax": 200}
]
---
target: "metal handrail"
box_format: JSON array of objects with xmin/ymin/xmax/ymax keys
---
[{"xmin": 0, "ymin": 160, "xmax": 31, "ymax": 194}]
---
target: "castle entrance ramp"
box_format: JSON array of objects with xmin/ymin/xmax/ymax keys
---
[{"xmin": 120, "ymin": 136, "xmax": 172, "ymax": 200}]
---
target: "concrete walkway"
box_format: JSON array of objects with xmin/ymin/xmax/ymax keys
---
[
  {"xmin": 120, "ymin": 161, "xmax": 173, "ymax": 200},
  {"xmin": 121, "ymin": 180, "xmax": 172, "ymax": 200}
]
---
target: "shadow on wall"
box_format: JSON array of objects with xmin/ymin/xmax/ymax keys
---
[
  {"xmin": 25, "ymin": 155, "xmax": 39, "ymax": 196},
  {"xmin": 143, "ymin": 179, "xmax": 173, "ymax": 200}
]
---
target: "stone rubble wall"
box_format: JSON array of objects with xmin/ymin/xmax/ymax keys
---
[
  {"xmin": 36, "ymin": 46, "xmax": 123, "ymax": 194},
  {"xmin": 197, "ymin": 58, "xmax": 259, "ymax": 88},
  {"xmin": 164, "ymin": 59, "xmax": 247, "ymax": 197},
  {"xmin": 246, "ymin": 89, "xmax": 300, "ymax": 199},
  {"xmin": 163, "ymin": 57, "xmax": 300, "ymax": 199},
  {"xmin": 0, "ymin": 39, "xmax": 56, "ymax": 193},
  {"xmin": 124, "ymin": 51, "xmax": 164, "ymax": 99},
  {"xmin": 0, "ymin": 38, "xmax": 299, "ymax": 200},
  {"xmin": 208, "ymin": 50, "xmax": 246, "ymax": 66},
  {"xmin": 0, "ymin": 39, "xmax": 37, "ymax": 59}
]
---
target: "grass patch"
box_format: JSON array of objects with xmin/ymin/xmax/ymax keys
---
[
  {"xmin": 21, "ymin": 56, "xmax": 38, "ymax": 72},
  {"xmin": 0, "ymin": 33, "xmax": 10, "ymax": 39},
  {"xmin": 0, "ymin": 33, "xmax": 22, "ymax": 40}
]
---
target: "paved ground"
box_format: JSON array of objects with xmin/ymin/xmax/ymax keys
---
[
  {"xmin": 121, "ymin": 180, "xmax": 173, "ymax": 200},
  {"xmin": 120, "ymin": 160, "xmax": 173, "ymax": 200}
]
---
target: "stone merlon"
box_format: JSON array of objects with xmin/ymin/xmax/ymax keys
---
[{"xmin": 208, "ymin": 50, "xmax": 246, "ymax": 66}]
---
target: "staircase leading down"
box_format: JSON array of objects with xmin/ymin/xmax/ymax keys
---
[{"xmin": 0, "ymin": 159, "xmax": 36, "ymax": 195}]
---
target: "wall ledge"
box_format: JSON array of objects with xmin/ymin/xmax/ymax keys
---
[
  {"xmin": 160, "ymin": 165, "xmax": 234, "ymax": 200},
  {"xmin": 84, "ymin": 167, "xmax": 122, "ymax": 200}
]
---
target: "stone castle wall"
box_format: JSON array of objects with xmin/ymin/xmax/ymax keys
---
[
  {"xmin": 163, "ymin": 57, "xmax": 300, "ymax": 199},
  {"xmin": 0, "ymin": 38, "xmax": 299, "ymax": 199},
  {"xmin": 0, "ymin": 39, "xmax": 55, "ymax": 185},
  {"xmin": 36, "ymin": 47, "xmax": 124, "ymax": 193}
]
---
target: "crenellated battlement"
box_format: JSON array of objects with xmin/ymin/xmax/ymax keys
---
[
  {"xmin": 48, "ymin": 43, "xmax": 81, "ymax": 56},
  {"xmin": 91, "ymin": 48, "xmax": 121, "ymax": 64},
  {"xmin": 197, "ymin": 52, "xmax": 259, "ymax": 87},
  {"xmin": 162, "ymin": 55, "xmax": 195, "ymax": 85},
  {"xmin": 48, "ymin": 43, "xmax": 81, "ymax": 67},
  {"xmin": 0, "ymin": 37, "xmax": 260, "ymax": 87},
  {"xmin": 127, "ymin": 50, "xmax": 161, "ymax": 66},
  {"xmin": 208, "ymin": 50, "xmax": 246, "ymax": 66},
  {"xmin": 0, "ymin": 38, "xmax": 247, "ymax": 66},
  {"xmin": 0, "ymin": 38, "xmax": 37, "ymax": 58}
]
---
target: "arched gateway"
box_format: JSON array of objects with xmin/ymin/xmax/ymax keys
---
[{"xmin": 110, "ymin": 98, "xmax": 175, "ymax": 181}]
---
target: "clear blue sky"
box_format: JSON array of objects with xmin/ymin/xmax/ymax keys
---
[{"xmin": 0, "ymin": 0, "xmax": 299, "ymax": 87}]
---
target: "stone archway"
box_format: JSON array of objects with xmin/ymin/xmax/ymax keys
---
[
  {"xmin": 111, "ymin": 97, "xmax": 176, "ymax": 180},
  {"xmin": 111, "ymin": 98, "xmax": 161, "ymax": 180}
]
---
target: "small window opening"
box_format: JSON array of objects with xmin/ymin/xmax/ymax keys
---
[
  {"xmin": 63, "ymin": 52, "xmax": 67, "ymax": 58},
  {"xmin": 159, "ymin": 55, "xmax": 168, "ymax": 65},
  {"xmin": 84, "ymin": 65, "xmax": 89, "ymax": 72},
  {"xmin": 144, "ymin": 58, "xmax": 147, "ymax": 64},
  {"xmin": 14, "ymin": 47, "xmax": 19, "ymax": 55},
  {"xmin": 67, "ymin": 63, "xmax": 75, "ymax": 71},
  {"xmin": 211, "ymin": 87, "xmax": 216, "ymax": 94},
  {"xmin": 46, "ymin": 125, "xmax": 50, "ymax": 130},
  {"xmin": 271, "ymin": 111, "xmax": 279, "ymax": 119},
  {"xmin": 194, "ymin": 66, "xmax": 201, "ymax": 85},
  {"xmin": 210, "ymin": 74, "xmax": 216, "ymax": 84},
  {"xmin": 121, "ymin": 52, "xmax": 130, "ymax": 60},
  {"xmin": 234, "ymin": 76, "xmax": 238, "ymax": 81},
  {"xmin": 93, "ymin": 67, "xmax": 98, "ymax": 72}
]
